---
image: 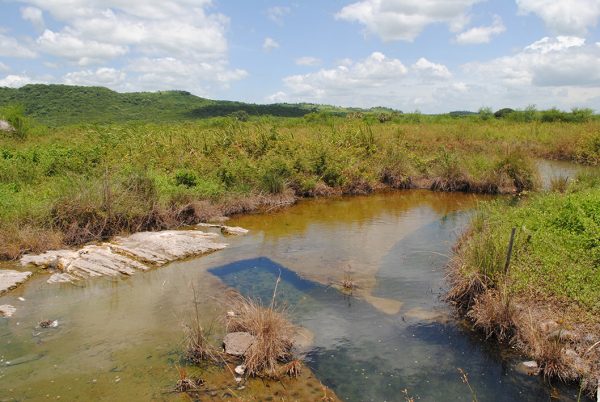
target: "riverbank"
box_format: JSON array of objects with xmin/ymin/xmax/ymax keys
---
[
  {"xmin": 1, "ymin": 117, "xmax": 599, "ymax": 259},
  {"xmin": 447, "ymin": 179, "xmax": 600, "ymax": 395}
]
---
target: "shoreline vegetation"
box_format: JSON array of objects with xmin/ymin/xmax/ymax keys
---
[{"xmin": 447, "ymin": 179, "xmax": 600, "ymax": 395}]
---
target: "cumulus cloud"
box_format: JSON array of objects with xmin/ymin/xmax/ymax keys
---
[
  {"xmin": 516, "ymin": 0, "xmax": 600, "ymax": 35},
  {"xmin": 37, "ymin": 28, "xmax": 128, "ymax": 65},
  {"xmin": 263, "ymin": 37, "xmax": 280, "ymax": 52},
  {"xmin": 9, "ymin": 0, "xmax": 245, "ymax": 92},
  {"xmin": 335, "ymin": 0, "xmax": 482, "ymax": 41},
  {"xmin": 63, "ymin": 67, "xmax": 126, "ymax": 87},
  {"xmin": 413, "ymin": 57, "xmax": 451, "ymax": 79},
  {"xmin": 0, "ymin": 74, "xmax": 33, "ymax": 87},
  {"xmin": 465, "ymin": 36, "xmax": 600, "ymax": 87},
  {"xmin": 295, "ymin": 56, "xmax": 321, "ymax": 66},
  {"xmin": 272, "ymin": 52, "xmax": 409, "ymax": 102},
  {"xmin": 455, "ymin": 15, "xmax": 505, "ymax": 44},
  {"xmin": 21, "ymin": 6, "xmax": 45, "ymax": 31},
  {"xmin": 266, "ymin": 6, "xmax": 291, "ymax": 25},
  {"xmin": 0, "ymin": 33, "xmax": 36, "ymax": 58}
]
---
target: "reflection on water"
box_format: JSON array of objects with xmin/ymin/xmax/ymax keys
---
[{"xmin": 0, "ymin": 189, "xmax": 590, "ymax": 401}]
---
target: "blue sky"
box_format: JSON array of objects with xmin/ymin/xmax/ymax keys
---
[{"xmin": 0, "ymin": 0, "xmax": 599, "ymax": 112}]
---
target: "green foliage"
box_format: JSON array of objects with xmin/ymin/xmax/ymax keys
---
[
  {"xmin": 175, "ymin": 170, "xmax": 198, "ymax": 188},
  {"xmin": 461, "ymin": 187, "xmax": 600, "ymax": 313},
  {"xmin": 478, "ymin": 107, "xmax": 494, "ymax": 121}
]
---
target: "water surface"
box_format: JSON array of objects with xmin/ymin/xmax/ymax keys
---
[{"xmin": 0, "ymin": 188, "xmax": 590, "ymax": 401}]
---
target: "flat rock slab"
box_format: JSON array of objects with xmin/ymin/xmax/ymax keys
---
[
  {"xmin": 197, "ymin": 223, "xmax": 249, "ymax": 236},
  {"xmin": 0, "ymin": 304, "xmax": 16, "ymax": 317},
  {"xmin": 0, "ymin": 270, "xmax": 32, "ymax": 294},
  {"xmin": 21, "ymin": 229, "xmax": 231, "ymax": 284},
  {"xmin": 223, "ymin": 332, "xmax": 255, "ymax": 356}
]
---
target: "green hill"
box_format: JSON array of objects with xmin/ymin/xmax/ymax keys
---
[{"xmin": 0, "ymin": 84, "xmax": 394, "ymax": 126}]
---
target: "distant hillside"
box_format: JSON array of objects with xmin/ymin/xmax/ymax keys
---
[{"xmin": 0, "ymin": 84, "xmax": 394, "ymax": 126}]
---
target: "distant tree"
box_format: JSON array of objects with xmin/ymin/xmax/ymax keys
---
[
  {"xmin": 230, "ymin": 110, "xmax": 249, "ymax": 122},
  {"xmin": 478, "ymin": 107, "xmax": 493, "ymax": 121},
  {"xmin": 494, "ymin": 108, "xmax": 515, "ymax": 118}
]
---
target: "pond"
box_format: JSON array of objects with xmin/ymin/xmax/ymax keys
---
[{"xmin": 0, "ymin": 188, "xmax": 592, "ymax": 400}]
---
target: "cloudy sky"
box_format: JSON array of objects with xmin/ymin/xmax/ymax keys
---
[{"xmin": 0, "ymin": 0, "xmax": 599, "ymax": 112}]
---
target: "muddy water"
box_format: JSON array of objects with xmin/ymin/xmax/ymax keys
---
[{"xmin": 0, "ymin": 189, "xmax": 590, "ymax": 401}]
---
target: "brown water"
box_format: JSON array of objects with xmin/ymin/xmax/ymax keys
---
[{"xmin": 0, "ymin": 188, "xmax": 591, "ymax": 401}]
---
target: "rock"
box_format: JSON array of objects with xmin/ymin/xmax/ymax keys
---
[
  {"xmin": 0, "ymin": 304, "xmax": 16, "ymax": 318},
  {"xmin": 39, "ymin": 319, "xmax": 58, "ymax": 328},
  {"xmin": 221, "ymin": 226, "xmax": 249, "ymax": 236},
  {"xmin": 234, "ymin": 364, "xmax": 246, "ymax": 375},
  {"xmin": 223, "ymin": 332, "xmax": 255, "ymax": 356},
  {"xmin": 0, "ymin": 120, "xmax": 15, "ymax": 132},
  {"xmin": 197, "ymin": 223, "xmax": 249, "ymax": 236},
  {"xmin": 564, "ymin": 349, "xmax": 590, "ymax": 373},
  {"xmin": 0, "ymin": 270, "xmax": 32, "ymax": 294},
  {"xmin": 516, "ymin": 360, "xmax": 540, "ymax": 376},
  {"xmin": 21, "ymin": 229, "xmax": 230, "ymax": 283}
]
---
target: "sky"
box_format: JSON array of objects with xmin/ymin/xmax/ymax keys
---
[{"xmin": 0, "ymin": 0, "xmax": 599, "ymax": 113}]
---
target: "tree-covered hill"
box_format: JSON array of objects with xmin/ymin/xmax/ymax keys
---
[{"xmin": 0, "ymin": 84, "xmax": 392, "ymax": 126}]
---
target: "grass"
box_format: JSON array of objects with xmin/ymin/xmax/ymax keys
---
[
  {"xmin": 225, "ymin": 291, "xmax": 296, "ymax": 377},
  {"xmin": 2, "ymin": 112, "xmax": 599, "ymax": 259},
  {"xmin": 448, "ymin": 176, "xmax": 600, "ymax": 393}
]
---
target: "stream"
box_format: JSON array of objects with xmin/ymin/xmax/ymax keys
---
[{"xmin": 0, "ymin": 163, "xmax": 595, "ymax": 401}]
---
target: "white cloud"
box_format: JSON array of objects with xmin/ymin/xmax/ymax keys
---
[
  {"xmin": 455, "ymin": 15, "xmax": 505, "ymax": 44},
  {"xmin": 0, "ymin": 74, "xmax": 33, "ymax": 87},
  {"xmin": 295, "ymin": 56, "xmax": 321, "ymax": 66},
  {"xmin": 516, "ymin": 0, "xmax": 600, "ymax": 35},
  {"xmin": 37, "ymin": 28, "xmax": 128, "ymax": 65},
  {"xmin": 465, "ymin": 36, "xmax": 600, "ymax": 88},
  {"xmin": 413, "ymin": 57, "xmax": 451, "ymax": 79},
  {"xmin": 0, "ymin": 62, "xmax": 10, "ymax": 72},
  {"xmin": 63, "ymin": 67, "xmax": 126, "ymax": 87},
  {"xmin": 10, "ymin": 0, "xmax": 244, "ymax": 91},
  {"xmin": 263, "ymin": 37, "xmax": 280, "ymax": 52},
  {"xmin": 21, "ymin": 6, "xmax": 45, "ymax": 31},
  {"xmin": 266, "ymin": 6, "xmax": 291, "ymax": 25},
  {"xmin": 335, "ymin": 0, "xmax": 482, "ymax": 41},
  {"xmin": 0, "ymin": 33, "xmax": 36, "ymax": 58},
  {"xmin": 275, "ymin": 52, "xmax": 408, "ymax": 102}
]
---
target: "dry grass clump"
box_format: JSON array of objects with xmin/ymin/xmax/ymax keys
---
[
  {"xmin": 183, "ymin": 286, "xmax": 222, "ymax": 364},
  {"xmin": 549, "ymin": 176, "xmax": 569, "ymax": 193},
  {"xmin": 225, "ymin": 291, "xmax": 296, "ymax": 377},
  {"xmin": 0, "ymin": 225, "xmax": 64, "ymax": 260},
  {"xmin": 468, "ymin": 289, "xmax": 515, "ymax": 341},
  {"xmin": 173, "ymin": 366, "xmax": 204, "ymax": 393}
]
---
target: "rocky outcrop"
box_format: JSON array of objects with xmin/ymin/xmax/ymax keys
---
[
  {"xmin": 21, "ymin": 229, "xmax": 230, "ymax": 283},
  {"xmin": 0, "ymin": 120, "xmax": 15, "ymax": 132},
  {"xmin": 0, "ymin": 270, "xmax": 32, "ymax": 294},
  {"xmin": 197, "ymin": 223, "xmax": 249, "ymax": 236}
]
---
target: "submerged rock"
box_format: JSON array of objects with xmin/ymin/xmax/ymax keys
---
[
  {"xmin": 20, "ymin": 229, "xmax": 231, "ymax": 283},
  {"xmin": 223, "ymin": 332, "xmax": 255, "ymax": 356},
  {"xmin": 0, "ymin": 304, "xmax": 16, "ymax": 317},
  {"xmin": 516, "ymin": 360, "xmax": 540, "ymax": 376},
  {"xmin": 0, "ymin": 270, "xmax": 32, "ymax": 294},
  {"xmin": 197, "ymin": 223, "xmax": 249, "ymax": 236}
]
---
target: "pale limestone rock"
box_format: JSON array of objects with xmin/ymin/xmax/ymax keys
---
[
  {"xmin": 0, "ymin": 270, "xmax": 32, "ymax": 294},
  {"xmin": 223, "ymin": 332, "xmax": 255, "ymax": 356},
  {"xmin": 197, "ymin": 223, "xmax": 249, "ymax": 236},
  {"xmin": 0, "ymin": 304, "xmax": 16, "ymax": 317},
  {"xmin": 0, "ymin": 120, "xmax": 15, "ymax": 132},
  {"xmin": 21, "ymin": 229, "xmax": 232, "ymax": 285}
]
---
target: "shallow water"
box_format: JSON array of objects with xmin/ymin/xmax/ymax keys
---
[{"xmin": 0, "ymin": 188, "xmax": 591, "ymax": 401}]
